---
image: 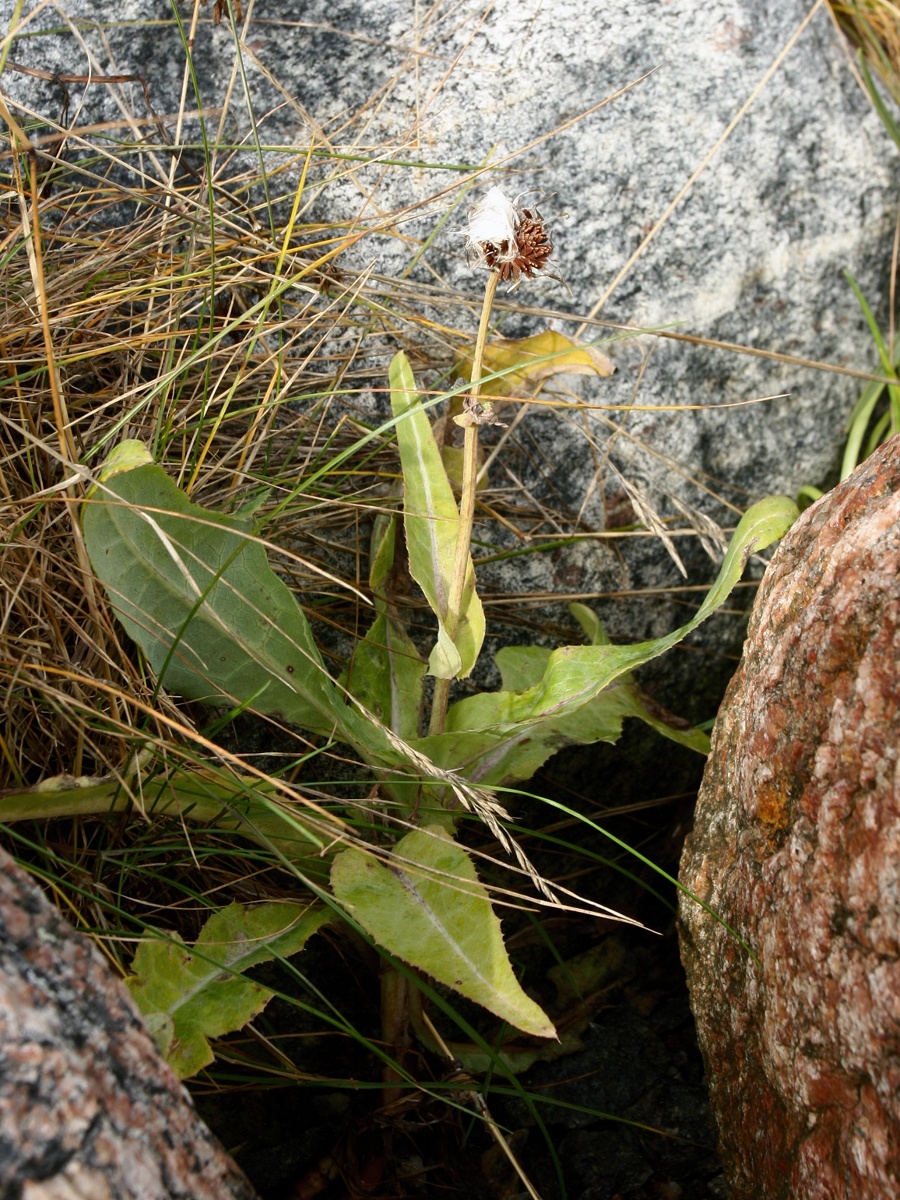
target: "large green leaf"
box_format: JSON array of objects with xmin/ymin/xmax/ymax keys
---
[
  {"xmin": 389, "ymin": 353, "xmax": 485, "ymax": 679},
  {"xmin": 407, "ymin": 496, "xmax": 797, "ymax": 786},
  {"xmin": 127, "ymin": 900, "xmax": 330, "ymax": 1079},
  {"xmin": 492, "ymin": 609, "xmax": 709, "ymax": 754},
  {"xmin": 83, "ymin": 441, "xmax": 344, "ymax": 735},
  {"xmin": 80, "ymin": 441, "xmax": 505, "ymax": 821},
  {"xmin": 331, "ymin": 826, "xmax": 556, "ymax": 1038},
  {"xmin": 82, "ymin": 441, "xmax": 418, "ymax": 780}
]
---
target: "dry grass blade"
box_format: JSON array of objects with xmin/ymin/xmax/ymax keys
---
[{"xmin": 0, "ymin": 84, "xmax": 419, "ymax": 797}]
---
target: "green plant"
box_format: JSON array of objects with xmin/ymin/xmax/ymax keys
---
[
  {"xmin": 799, "ymin": 3, "xmax": 900, "ymax": 506},
  {"xmin": 831, "ymin": 0, "xmax": 900, "ymax": 109},
  {"xmin": 0, "ymin": 8, "xmax": 805, "ymax": 1187},
  {"xmin": 839, "ymin": 270, "xmax": 900, "ymax": 471},
  {"xmin": 798, "ymin": 264, "xmax": 900, "ymax": 509},
  {"xmin": 3, "ymin": 299, "xmax": 798, "ymax": 1081}
]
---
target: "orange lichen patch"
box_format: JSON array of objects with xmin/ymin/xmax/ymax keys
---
[{"xmin": 754, "ymin": 782, "xmax": 791, "ymax": 832}]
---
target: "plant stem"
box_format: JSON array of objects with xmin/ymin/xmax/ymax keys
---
[
  {"xmin": 379, "ymin": 965, "xmax": 413, "ymax": 1109},
  {"xmin": 428, "ymin": 269, "xmax": 500, "ymax": 738}
]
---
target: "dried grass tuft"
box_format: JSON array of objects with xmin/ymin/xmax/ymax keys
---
[
  {"xmin": 0, "ymin": 118, "xmax": 443, "ymax": 791},
  {"xmin": 831, "ymin": 0, "xmax": 900, "ymax": 105}
]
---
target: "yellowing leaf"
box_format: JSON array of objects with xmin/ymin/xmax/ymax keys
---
[
  {"xmin": 95, "ymin": 437, "xmax": 153, "ymax": 482},
  {"xmin": 454, "ymin": 331, "xmax": 615, "ymax": 398},
  {"xmin": 127, "ymin": 901, "xmax": 330, "ymax": 1079},
  {"xmin": 331, "ymin": 826, "xmax": 556, "ymax": 1039}
]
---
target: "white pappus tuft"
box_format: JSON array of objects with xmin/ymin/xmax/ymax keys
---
[{"xmin": 463, "ymin": 186, "xmax": 519, "ymax": 266}]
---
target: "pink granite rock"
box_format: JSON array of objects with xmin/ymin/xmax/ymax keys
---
[
  {"xmin": 678, "ymin": 435, "xmax": 900, "ymax": 1199},
  {"xmin": 0, "ymin": 846, "xmax": 259, "ymax": 1199}
]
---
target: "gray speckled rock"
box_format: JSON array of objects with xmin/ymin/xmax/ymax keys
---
[
  {"xmin": 5, "ymin": 0, "xmax": 896, "ymax": 675},
  {"xmin": 0, "ymin": 847, "xmax": 259, "ymax": 1199}
]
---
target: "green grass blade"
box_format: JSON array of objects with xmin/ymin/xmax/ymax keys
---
[{"xmin": 844, "ymin": 269, "xmax": 894, "ymax": 377}]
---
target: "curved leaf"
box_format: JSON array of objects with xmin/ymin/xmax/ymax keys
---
[
  {"xmin": 389, "ymin": 354, "xmax": 485, "ymax": 679},
  {"xmin": 408, "ymin": 496, "xmax": 797, "ymax": 785},
  {"xmin": 461, "ymin": 495, "xmax": 796, "ymax": 731},
  {"xmin": 83, "ymin": 442, "xmax": 344, "ymax": 735},
  {"xmin": 454, "ymin": 330, "xmax": 615, "ymax": 398}
]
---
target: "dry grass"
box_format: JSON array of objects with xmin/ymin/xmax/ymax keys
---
[
  {"xmin": 2, "ymin": 1, "xmax": 893, "ymax": 800},
  {"xmin": 831, "ymin": 0, "xmax": 900, "ymax": 104},
  {"xmin": 0, "ymin": 116, "xmax": 655, "ymax": 797},
  {"xmin": 0, "ymin": 50, "xmax": 474, "ymax": 794}
]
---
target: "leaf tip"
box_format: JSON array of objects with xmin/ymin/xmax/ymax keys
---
[{"xmin": 97, "ymin": 439, "xmax": 154, "ymax": 483}]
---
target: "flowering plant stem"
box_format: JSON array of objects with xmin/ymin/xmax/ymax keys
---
[{"xmin": 427, "ymin": 268, "xmax": 500, "ymax": 738}]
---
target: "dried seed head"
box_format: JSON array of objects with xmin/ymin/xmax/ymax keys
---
[
  {"xmin": 453, "ymin": 399, "xmax": 507, "ymax": 429},
  {"xmin": 463, "ymin": 186, "xmax": 555, "ymax": 289}
]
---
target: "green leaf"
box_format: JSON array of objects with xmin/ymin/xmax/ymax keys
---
[
  {"xmin": 343, "ymin": 512, "xmax": 426, "ymax": 739},
  {"xmin": 495, "ymin": 644, "xmax": 553, "ymax": 691},
  {"xmin": 859, "ymin": 52, "xmax": 900, "ymax": 159},
  {"xmin": 330, "ymin": 826, "xmax": 556, "ymax": 1039},
  {"xmin": 842, "ymin": 270, "xmax": 900, "ymax": 462},
  {"xmin": 413, "ymin": 674, "xmax": 704, "ymax": 790},
  {"xmin": 567, "ymin": 602, "xmax": 611, "ymax": 647},
  {"xmin": 844, "ymin": 270, "xmax": 894, "ymax": 379},
  {"xmin": 83, "ymin": 442, "xmax": 345, "ymax": 736},
  {"xmin": 409, "ymin": 496, "xmax": 797, "ymax": 785},
  {"xmin": 345, "ymin": 611, "xmax": 425, "ymax": 741},
  {"xmin": 0, "ymin": 763, "xmax": 336, "ymax": 879},
  {"xmin": 83, "ymin": 444, "xmax": 428, "ymax": 783},
  {"xmin": 81, "ymin": 443, "xmax": 457, "ymax": 797},
  {"xmin": 127, "ymin": 901, "xmax": 330, "ymax": 1079},
  {"xmin": 369, "ymin": 509, "xmax": 399, "ymax": 597},
  {"xmin": 470, "ymin": 495, "xmax": 798, "ymax": 731},
  {"xmin": 389, "ymin": 353, "xmax": 485, "ymax": 679}
]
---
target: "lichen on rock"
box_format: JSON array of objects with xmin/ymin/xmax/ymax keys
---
[{"xmin": 679, "ymin": 435, "xmax": 900, "ymax": 1200}]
